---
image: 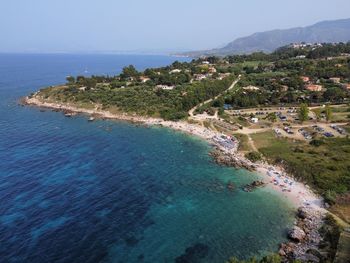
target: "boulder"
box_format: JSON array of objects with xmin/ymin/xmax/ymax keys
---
[
  {"xmin": 297, "ymin": 206, "xmax": 313, "ymax": 219},
  {"xmin": 279, "ymin": 242, "xmax": 296, "ymax": 256},
  {"xmin": 288, "ymin": 226, "xmax": 306, "ymax": 242}
]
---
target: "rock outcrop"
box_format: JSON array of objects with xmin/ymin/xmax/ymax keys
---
[
  {"xmin": 289, "ymin": 226, "xmax": 306, "ymax": 242},
  {"xmin": 280, "ymin": 206, "xmax": 325, "ymax": 262},
  {"xmin": 210, "ymin": 149, "xmax": 255, "ymax": 171}
]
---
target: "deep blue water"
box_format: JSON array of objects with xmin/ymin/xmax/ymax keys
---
[{"xmin": 0, "ymin": 54, "xmax": 294, "ymax": 263}]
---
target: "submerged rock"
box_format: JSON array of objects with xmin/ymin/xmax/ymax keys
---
[
  {"xmin": 242, "ymin": 181, "xmax": 266, "ymax": 192},
  {"xmin": 175, "ymin": 243, "xmax": 209, "ymax": 263},
  {"xmin": 227, "ymin": 181, "xmax": 235, "ymax": 191}
]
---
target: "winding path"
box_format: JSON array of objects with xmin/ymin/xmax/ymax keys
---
[{"xmin": 188, "ymin": 75, "xmax": 241, "ymax": 118}]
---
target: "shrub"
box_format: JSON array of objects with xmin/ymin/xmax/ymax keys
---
[
  {"xmin": 310, "ymin": 139, "xmax": 324, "ymax": 147},
  {"xmin": 245, "ymin": 151, "xmax": 262, "ymax": 162},
  {"xmin": 324, "ymin": 190, "xmax": 337, "ymax": 205}
]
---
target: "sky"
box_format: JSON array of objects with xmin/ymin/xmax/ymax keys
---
[{"xmin": 0, "ymin": 0, "xmax": 350, "ymax": 53}]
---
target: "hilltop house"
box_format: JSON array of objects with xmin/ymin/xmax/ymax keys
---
[{"xmin": 305, "ymin": 84, "xmax": 323, "ymax": 92}]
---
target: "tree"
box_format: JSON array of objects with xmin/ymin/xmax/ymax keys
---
[
  {"xmin": 313, "ymin": 108, "xmax": 321, "ymax": 122},
  {"xmin": 298, "ymin": 103, "xmax": 309, "ymax": 123},
  {"xmin": 66, "ymin": 76, "xmax": 75, "ymax": 84},
  {"xmin": 120, "ymin": 65, "xmax": 139, "ymax": 80},
  {"xmin": 325, "ymin": 104, "xmax": 332, "ymax": 122},
  {"xmin": 266, "ymin": 113, "xmax": 277, "ymax": 122},
  {"xmin": 245, "ymin": 152, "xmax": 262, "ymax": 162}
]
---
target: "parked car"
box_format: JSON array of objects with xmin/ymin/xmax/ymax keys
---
[{"xmin": 324, "ymin": 132, "xmax": 334, "ymax": 138}]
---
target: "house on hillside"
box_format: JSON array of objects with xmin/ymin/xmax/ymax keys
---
[
  {"xmin": 305, "ymin": 84, "xmax": 323, "ymax": 92},
  {"xmin": 169, "ymin": 69, "xmax": 182, "ymax": 74},
  {"xmin": 208, "ymin": 67, "xmax": 217, "ymax": 73},
  {"xmin": 329, "ymin": 77, "xmax": 341, "ymax": 83},
  {"xmin": 140, "ymin": 76, "xmax": 151, "ymax": 83},
  {"xmin": 156, "ymin": 85, "xmax": 174, "ymax": 90},
  {"xmin": 194, "ymin": 74, "xmax": 207, "ymax": 81},
  {"xmin": 242, "ymin": 86, "xmax": 260, "ymax": 91}
]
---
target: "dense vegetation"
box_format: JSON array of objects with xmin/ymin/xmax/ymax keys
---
[
  {"xmin": 36, "ymin": 42, "xmax": 350, "ymax": 120},
  {"xmin": 220, "ymin": 44, "xmax": 350, "ymax": 109},
  {"xmin": 38, "ymin": 64, "xmax": 235, "ymax": 120}
]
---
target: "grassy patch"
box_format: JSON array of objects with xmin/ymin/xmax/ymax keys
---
[
  {"xmin": 251, "ymin": 132, "xmax": 350, "ymax": 196},
  {"xmin": 233, "ymin": 133, "xmax": 252, "ymax": 152}
]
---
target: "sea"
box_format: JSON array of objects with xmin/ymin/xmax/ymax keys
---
[{"xmin": 0, "ymin": 54, "xmax": 295, "ymax": 263}]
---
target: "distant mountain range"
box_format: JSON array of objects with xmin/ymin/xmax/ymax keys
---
[{"xmin": 180, "ymin": 18, "xmax": 350, "ymax": 57}]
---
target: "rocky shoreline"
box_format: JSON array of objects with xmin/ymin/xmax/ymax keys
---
[
  {"xmin": 210, "ymin": 148, "xmax": 326, "ymax": 262},
  {"xmin": 23, "ymin": 95, "xmax": 327, "ymax": 262},
  {"xmin": 209, "ymin": 149, "xmax": 256, "ymax": 171},
  {"xmin": 281, "ymin": 206, "xmax": 325, "ymax": 262}
]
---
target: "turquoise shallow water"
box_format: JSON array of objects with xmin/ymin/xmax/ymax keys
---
[{"xmin": 0, "ymin": 54, "xmax": 295, "ymax": 263}]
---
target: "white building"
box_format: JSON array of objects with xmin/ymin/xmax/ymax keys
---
[
  {"xmin": 194, "ymin": 74, "xmax": 207, "ymax": 81},
  {"xmin": 169, "ymin": 69, "xmax": 182, "ymax": 74},
  {"xmin": 140, "ymin": 76, "xmax": 151, "ymax": 83},
  {"xmin": 156, "ymin": 85, "xmax": 175, "ymax": 90}
]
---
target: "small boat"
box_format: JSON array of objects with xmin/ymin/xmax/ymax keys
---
[{"xmin": 88, "ymin": 117, "xmax": 95, "ymax": 122}]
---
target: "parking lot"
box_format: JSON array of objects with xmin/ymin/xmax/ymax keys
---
[{"xmin": 274, "ymin": 123, "xmax": 348, "ymax": 141}]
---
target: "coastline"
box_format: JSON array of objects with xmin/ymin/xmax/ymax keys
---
[
  {"xmin": 23, "ymin": 95, "xmax": 327, "ymax": 260},
  {"xmin": 24, "ymin": 96, "xmax": 324, "ymax": 207}
]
